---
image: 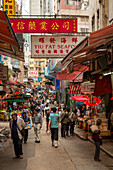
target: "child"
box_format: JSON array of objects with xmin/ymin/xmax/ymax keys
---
[{"xmin": 33, "ymin": 109, "xmax": 42, "ymax": 143}]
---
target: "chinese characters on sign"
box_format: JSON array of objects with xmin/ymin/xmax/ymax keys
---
[
  {"xmin": 10, "ymin": 18, "xmax": 77, "ymax": 33},
  {"xmin": 3, "ymin": 0, "xmax": 15, "ymax": 18},
  {"xmin": 28, "ymin": 71, "xmax": 38, "ymax": 77},
  {"xmin": 31, "ymin": 36, "xmax": 85, "ymax": 58}
]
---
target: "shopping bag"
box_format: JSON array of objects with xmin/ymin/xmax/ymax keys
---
[{"xmin": 27, "ymin": 123, "xmax": 32, "ymax": 130}]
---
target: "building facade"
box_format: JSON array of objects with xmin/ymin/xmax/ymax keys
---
[
  {"xmin": 89, "ymin": 0, "xmax": 113, "ymax": 32},
  {"xmin": 29, "ymin": 0, "xmax": 55, "ymax": 87},
  {"xmin": 55, "ymin": 0, "xmax": 89, "ymax": 33}
]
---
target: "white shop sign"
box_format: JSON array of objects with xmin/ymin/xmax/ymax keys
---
[
  {"xmin": 81, "ymin": 83, "xmax": 95, "ymax": 93},
  {"xmin": 31, "ymin": 35, "xmax": 85, "ymax": 58}
]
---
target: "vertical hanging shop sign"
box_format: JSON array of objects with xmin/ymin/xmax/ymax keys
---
[{"xmin": 3, "ymin": 0, "xmax": 15, "ymax": 18}]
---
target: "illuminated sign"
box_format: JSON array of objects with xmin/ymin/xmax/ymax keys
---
[
  {"xmin": 3, "ymin": 0, "xmax": 15, "ymax": 18},
  {"xmin": 10, "ymin": 18, "xmax": 77, "ymax": 33},
  {"xmin": 31, "ymin": 35, "xmax": 85, "ymax": 58}
]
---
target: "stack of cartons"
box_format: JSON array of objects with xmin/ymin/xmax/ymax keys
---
[{"xmin": 99, "ymin": 119, "xmax": 110, "ymax": 136}]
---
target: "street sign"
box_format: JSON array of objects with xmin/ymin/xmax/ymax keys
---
[
  {"xmin": 10, "ymin": 18, "xmax": 77, "ymax": 33},
  {"xmin": 0, "ymin": 66, "xmax": 8, "ymax": 81},
  {"xmin": 31, "ymin": 35, "xmax": 85, "ymax": 58},
  {"xmin": 3, "ymin": 0, "xmax": 15, "ymax": 18}
]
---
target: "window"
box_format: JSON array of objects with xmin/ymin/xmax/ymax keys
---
[
  {"xmin": 97, "ymin": 9, "xmax": 99, "ymax": 30},
  {"xmin": 81, "ymin": 17, "xmax": 85, "ymax": 22},
  {"xmin": 65, "ymin": 0, "xmax": 80, "ymax": 6},
  {"xmin": 84, "ymin": 3, "xmax": 87, "ymax": 10},
  {"xmin": 81, "ymin": 28, "xmax": 85, "ymax": 32},
  {"xmin": 86, "ymin": 28, "xmax": 89, "ymax": 32},
  {"xmin": 92, "ymin": 15, "xmax": 95, "ymax": 32}
]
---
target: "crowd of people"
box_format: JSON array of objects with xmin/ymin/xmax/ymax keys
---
[
  {"xmin": 9, "ymin": 93, "xmax": 102, "ymax": 162},
  {"xmin": 9, "ymin": 94, "xmax": 78, "ymax": 159}
]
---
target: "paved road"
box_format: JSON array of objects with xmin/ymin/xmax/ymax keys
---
[{"xmin": 0, "ymin": 120, "xmax": 113, "ymax": 170}]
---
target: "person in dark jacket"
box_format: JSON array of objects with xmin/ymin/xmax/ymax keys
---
[
  {"xmin": 60, "ymin": 107, "xmax": 69, "ymax": 137},
  {"xmin": 30, "ymin": 102, "xmax": 36, "ymax": 122},
  {"xmin": 91, "ymin": 119, "xmax": 102, "ymax": 162},
  {"xmin": 10, "ymin": 113, "xmax": 26, "ymax": 159},
  {"xmin": 46, "ymin": 109, "xmax": 50, "ymax": 132}
]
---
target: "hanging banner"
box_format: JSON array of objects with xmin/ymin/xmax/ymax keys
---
[
  {"xmin": 10, "ymin": 75, "xmax": 17, "ymax": 84},
  {"xmin": 10, "ymin": 18, "xmax": 77, "ymax": 33},
  {"xmin": 31, "ymin": 35, "xmax": 85, "ymax": 58},
  {"xmin": 3, "ymin": 0, "xmax": 15, "ymax": 18},
  {"xmin": 0, "ymin": 66, "xmax": 8, "ymax": 81}
]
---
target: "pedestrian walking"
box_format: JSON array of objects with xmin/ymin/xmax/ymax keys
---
[
  {"xmin": 69, "ymin": 109, "xmax": 77, "ymax": 136},
  {"xmin": 41, "ymin": 100, "xmax": 45, "ymax": 117},
  {"xmin": 46, "ymin": 109, "xmax": 50, "ymax": 133},
  {"xmin": 33, "ymin": 109, "xmax": 42, "ymax": 143},
  {"xmin": 21, "ymin": 112, "xmax": 31, "ymax": 144},
  {"xmin": 7, "ymin": 104, "xmax": 12, "ymax": 120},
  {"xmin": 23, "ymin": 106, "xmax": 29, "ymax": 117},
  {"xmin": 30, "ymin": 102, "xmax": 36, "ymax": 122},
  {"xmin": 49, "ymin": 107, "xmax": 60, "ymax": 148},
  {"xmin": 91, "ymin": 119, "xmax": 102, "ymax": 162},
  {"xmin": 60, "ymin": 107, "xmax": 69, "ymax": 138},
  {"xmin": 10, "ymin": 113, "xmax": 26, "ymax": 159},
  {"xmin": 45, "ymin": 104, "xmax": 50, "ymax": 115}
]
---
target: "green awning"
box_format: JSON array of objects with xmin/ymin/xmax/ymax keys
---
[{"xmin": 2, "ymin": 98, "xmax": 26, "ymax": 102}]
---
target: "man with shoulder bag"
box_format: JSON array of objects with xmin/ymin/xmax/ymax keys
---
[{"xmin": 10, "ymin": 113, "xmax": 26, "ymax": 159}]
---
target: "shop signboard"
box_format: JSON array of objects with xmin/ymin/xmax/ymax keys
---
[
  {"xmin": 81, "ymin": 82, "xmax": 95, "ymax": 93},
  {"xmin": 10, "ymin": 75, "xmax": 17, "ymax": 84},
  {"xmin": 28, "ymin": 71, "xmax": 38, "ymax": 77},
  {"xmin": 33, "ymin": 78, "xmax": 38, "ymax": 81},
  {"xmin": 0, "ymin": 66, "xmax": 8, "ymax": 81},
  {"xmin": 31, "ymin": 35, "xmax": 85, "ymax": 58},
  {"xmin": 23, "ymin": 78, "xmax": 28, "ymax": 82},
  {"xmin": 38, "ymin": 78, "xmax": 42, "ymax": 81},
  {"xmin": 3, "ymin": 0, "xmax": 15, "ymax": 18},
  {"xmin": 10, "ymin": 18, "xmax": 77, "ymax": 33}
]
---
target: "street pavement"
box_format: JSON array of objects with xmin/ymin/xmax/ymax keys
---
[{"xmin": 0, "ymin": 120, "xmax": 113, "ymax": 170}]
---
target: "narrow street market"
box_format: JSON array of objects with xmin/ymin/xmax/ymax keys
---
[{"xmin": 1, "ymin": 0, "xmax": 113, "ymax": 170}]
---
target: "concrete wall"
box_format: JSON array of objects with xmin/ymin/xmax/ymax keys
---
[
  {"xmin": 108, "ymin": 0, "xmax": 113, "ymax": 24},
  {"xmin": 89, "ymin": 0, "xmax": 113, "ymax": 32},
  {"xmin": 30, "ymin": 0, "xmax": 41, "ymax": 15}
]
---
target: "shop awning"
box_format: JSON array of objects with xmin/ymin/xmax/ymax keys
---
[
  {"xmin": 72, "ymin": 24, "xmax": 113, "ymax": 64},
  {"xmin": 2, "ymin": 98, "xmax": 26, "ymax": 102},
  {"xmin": 56, "ymin": 64, "xmax": 89, "ymax": 81},
  {"xmin": 0, "ymin": 11, "xmax": 24, "ymax": 61}
]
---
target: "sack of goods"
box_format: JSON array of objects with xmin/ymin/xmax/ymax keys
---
[{"xmin": 90, "ymin": 125, "xmax": 99, "ymax": 133}]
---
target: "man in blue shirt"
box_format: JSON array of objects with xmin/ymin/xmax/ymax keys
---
[{"xmin": 49, "ymin": 107, "xmax": 60, "ymax": 148}]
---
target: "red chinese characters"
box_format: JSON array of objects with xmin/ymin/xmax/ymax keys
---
[{"xmin": 10, "ymin": 18, "xmax": 77, "ymax": 33}]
